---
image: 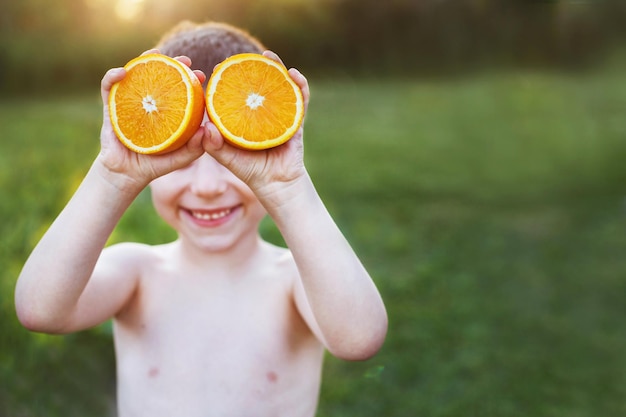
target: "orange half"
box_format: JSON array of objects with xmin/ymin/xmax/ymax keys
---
[
  {"xmin": 109, "ymin": 53, "xmax": 205, "ymax": 155},
  {"xmin": 206, "ymin": 53, "xmax": 304, "ymax": 150}
]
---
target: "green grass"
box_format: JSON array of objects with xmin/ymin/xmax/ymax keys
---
[{"xmin": 2, "ymin": 66, "xmax": 626, "ymax": 416}]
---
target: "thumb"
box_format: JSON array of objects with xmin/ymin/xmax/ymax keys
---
[
  {"xmin": 203, "ymin": 123, "xmax": 225, "ymax": 152},
  {"xmin": 101, "ymin": 68, "xmax": 126, "ymax": 119},
  {"xmin": 202, "ymin": 123, "xmax": 239, "ymax": 167},
  {"xmin": 202, "ymin": 123, "xmax": 261, "ymax": 185}
]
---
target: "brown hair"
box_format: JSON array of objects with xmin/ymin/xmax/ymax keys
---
[{"xmin": 156, "ymin": 21, "xmax": 266, "ymax": 85}]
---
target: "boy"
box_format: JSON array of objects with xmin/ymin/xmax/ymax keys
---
[{"xmin": 15, "ymin": 21, "xmax": 387, "ymax": 417}]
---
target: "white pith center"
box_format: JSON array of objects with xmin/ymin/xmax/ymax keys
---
[
  {"xmin": 246, "ymin": 93, "xmax": 265, "ymax": 110},
  {"xmin": 142, "ymin": 95, "xmax": 158, "ymax": 113},
  {"xmin": 191, "ymin": 208, "xmax": 231, "ymax": 221}
]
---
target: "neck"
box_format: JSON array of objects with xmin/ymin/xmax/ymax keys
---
[{"xmin": 174, "ymin": 231, "xmax": 266, "ymax": 273}]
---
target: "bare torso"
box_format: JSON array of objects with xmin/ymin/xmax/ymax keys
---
[{"xmin": 112, "ymin": 241, "xmax": 325, "ymax": 417}]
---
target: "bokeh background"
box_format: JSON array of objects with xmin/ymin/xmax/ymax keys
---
[{"xmin": 2, "ymin": 0, "xmax": 626, "ymax": 415}]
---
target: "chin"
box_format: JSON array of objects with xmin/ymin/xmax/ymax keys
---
[{"xmin": 190, "ymin": 236, "xmax": 239, "ymax": 254}]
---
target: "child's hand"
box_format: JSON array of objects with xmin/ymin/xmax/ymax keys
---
[
  {"xmin": 202, "ymin": 51, "xmax": 311, "ymax": 202},
  {"xmin": 97, "ymin": 50, "xmax": 207, "ymax": 191}
]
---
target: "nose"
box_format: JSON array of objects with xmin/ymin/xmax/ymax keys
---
[{"xmin": 189, "ymin": 154, "xmax": 229, "ymax": 197}]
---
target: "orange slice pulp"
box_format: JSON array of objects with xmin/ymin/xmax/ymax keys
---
[
  {"xmin": 206, "ymin": 53, "xmax": 304, "ymax": 150},
  {"xmin": 109, "ymin": 53, "xmax": 205, "ymax": 155}
]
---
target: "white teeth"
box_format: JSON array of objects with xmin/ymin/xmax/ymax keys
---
[{"xmin": 191, "ymin": 208, "xmax": 231, "ymax": 221}]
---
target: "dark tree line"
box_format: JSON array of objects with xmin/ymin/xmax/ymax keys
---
[{"xmin": 1, "ymin": 0, "xmax": 625, "ymax": 93}]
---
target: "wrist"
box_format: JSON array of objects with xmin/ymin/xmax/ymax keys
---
[
  {"xmin": 92, "ymin": 154, "xmax": 148, "ymax": 198},
  {"xmin": 257, "ymin": 170, "xmax": 319, "ymax": 218}
]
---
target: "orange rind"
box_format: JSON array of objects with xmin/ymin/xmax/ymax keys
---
[
  {"xmin": 206, "ymin": 53, "xmax": 304, "ymax": 150},
  {"xmin": 109, "ymin": 53, "xmax": 205, "ymax": 155}
]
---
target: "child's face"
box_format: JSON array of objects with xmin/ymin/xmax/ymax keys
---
[{"xmin": 149, "ymin": 153, "xmax": 266, "ymax": 252}]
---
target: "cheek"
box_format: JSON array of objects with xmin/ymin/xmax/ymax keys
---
[
  {"xmin": 232, "ymin": 178, "xmax": 265, "ymax": 218},
  {"xmin": 149, "ymin": 183, "xmax": 178, "ymax": 221},
  {"xmin": 248, "ymin": 200, "xmax": 267, "ymax": 224}
]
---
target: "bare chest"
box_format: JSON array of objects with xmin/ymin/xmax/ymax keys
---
[{"xmin": 112, "ymin": 270, "xmax": 323, "ymax": 417}]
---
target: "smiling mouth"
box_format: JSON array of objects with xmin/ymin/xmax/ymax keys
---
[{"xmin": 190, "ymin": 208, "xmax": 233, "ymax": 221}]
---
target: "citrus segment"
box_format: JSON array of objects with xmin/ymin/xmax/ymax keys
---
[
  {"xmin": 109, "ymin": 53, "xmax": 205, "ymax": 155},
  {"xmin": 206, "ymin": 53, "xmax": 304, "ymax": 150}
]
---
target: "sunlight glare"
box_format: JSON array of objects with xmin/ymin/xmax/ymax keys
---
[{"xmin": 115, "ymin": 0, "xmax": 146, "ymax": 21}]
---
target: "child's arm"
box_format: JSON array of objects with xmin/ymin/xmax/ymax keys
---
[
  {"xmin": 269, "ymin": 171, "xmax": 388, "ymax": 361},
  {"xmin": 15, "ymin": 55, "xmax": 207, "ymax": 334},
  {"xmin": 203, "ymin": 52, "xmax": 387, "ymax": 360},
  {"xmin": 15, "ymin": 161, "xmax": 143, "ymax": 333}
]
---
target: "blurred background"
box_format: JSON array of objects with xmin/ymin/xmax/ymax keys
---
[
  {"xmin": 2, "ymin": 0, "xmax": 626, "ymax": 92},
  {"xmin": 2, "ymin": 0, "xmax": 626, "ymax": 415}
]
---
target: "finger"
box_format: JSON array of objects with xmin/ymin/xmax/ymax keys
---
[
  {"xmin": 174, "ymin": 126, "xmax": 205, "ymax": 156},
  {"xmin": 101, "ymin": 68, "xmax": 126, "ymax": 92},
  {"xmin": 262, "ymin": 50, "xmax": 285, "ymax": 67},
  {"xmin": 203, "ymin": 123, "xmax": 226, "ymax": 152},
  {"xmin": 146, "ymin": 126, "xmax": 206, "ymax": 177},
  {"xmin": 174, "ymin": 55, "xmax": 192, "ymax": 67},
  {"xmin": 288, "ymin": 68, "xmax": 310, "ymax": 111},
  {"xmin": 202, "ymin": 122, "xmax": 248, "ymax": 170},
  {"xmin": 193, "ymin": 69, "xmax": 207, "ymax": 85},
  {"xmin": 141, "ymin": 48, "xmax": 160, "ymax": 56},
  {"xmin": 164, "ymin": 130, "xmax": 205, "ymax": 170},
  {"xmin": 171, "ymin": 55, "xmax": 205, "ymax": 83},
  {"xmin": 101, "ymin": 68, "xmax": 126, "ymax": 114}
]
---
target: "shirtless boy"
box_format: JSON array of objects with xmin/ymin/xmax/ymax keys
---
[{"xmin": 15, "ymin": 21, "xmax": 387, "ymax": 417}]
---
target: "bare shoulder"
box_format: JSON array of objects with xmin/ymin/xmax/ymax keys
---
[
  {"xmin": 98, "ymin": 241, "xmax": 166, "ymax": 275},
  {"xmin": 102, "ymin": 241, "xmax": 157, "ymax": 260},
  {"xmin": 260, "ymin": 241, "xmax": 298, "ymax": 275},
  {"xmin": 103, "ymin": 241, "xmax": 161, "ymax": 257},
  {"xmin": 264, "ymin": 241, "xmax": 293, "ymax": 260}
]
